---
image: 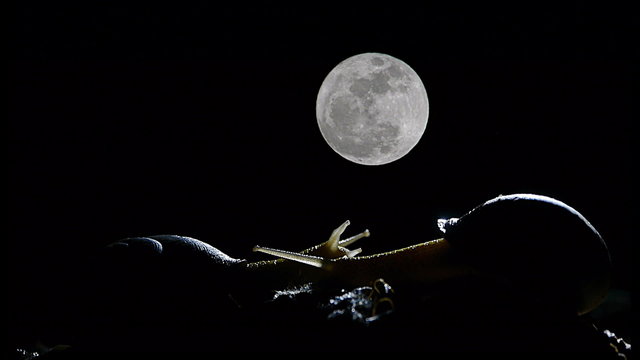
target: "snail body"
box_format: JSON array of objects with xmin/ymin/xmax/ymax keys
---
[
  {"xmin": 248, "ymin": 237, "xmax": 470, "ymax": 289},
  {"xmin": 246, "ymin": 223, "xmax": 471, "ymax": 288}
]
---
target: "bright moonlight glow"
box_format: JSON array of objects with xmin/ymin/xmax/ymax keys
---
[{"xmin": 316, "ymin": 52, "xmax": 429, "ymax": 165}]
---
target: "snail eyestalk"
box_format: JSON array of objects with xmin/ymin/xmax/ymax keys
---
[
  {"xmin": 339, "ymin": 229, "xmax": 370, "ymax": 247},
  {"xmin": 252, "ymin": 245, "xmax": 325, "ymax": 268},
  {"xmin": 326, "ymin": 220, "xmax": 350, "ymax": 252}
]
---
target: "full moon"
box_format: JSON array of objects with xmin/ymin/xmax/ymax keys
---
[{"xmin": 316, "ymin": 53, "xmax": 429, "ymax": 165}]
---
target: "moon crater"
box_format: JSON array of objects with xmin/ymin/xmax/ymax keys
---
[{"xmin": 316, "ymin": 53, "xmax": 429, "ymax": 165}]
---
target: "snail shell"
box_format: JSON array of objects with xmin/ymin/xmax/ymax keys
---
[
  {"xmin": 98, "ymin": 235, "xmax": 247, "ymax": 326},
  {"xmin": 441, "ymin": 194, "xmax": 611, "ymax": 315}
]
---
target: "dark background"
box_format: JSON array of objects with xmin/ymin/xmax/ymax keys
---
[{"xmin": 9, "ymin": 2, "xmax": 632, "ymax": 348}]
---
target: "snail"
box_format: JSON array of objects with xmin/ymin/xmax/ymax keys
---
[{"xmin": 112, "ymin": 193, "xmax": 611, "ymax": 316}]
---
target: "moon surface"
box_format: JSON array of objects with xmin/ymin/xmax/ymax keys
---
[{"xmin": 316, "ymin": 53, "xmax": 429, "ymax": 165}]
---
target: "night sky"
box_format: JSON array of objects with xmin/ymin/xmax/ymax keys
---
[{"xmin": 9, "ymin": 2, "xmax": 632, "ymax": 349}]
